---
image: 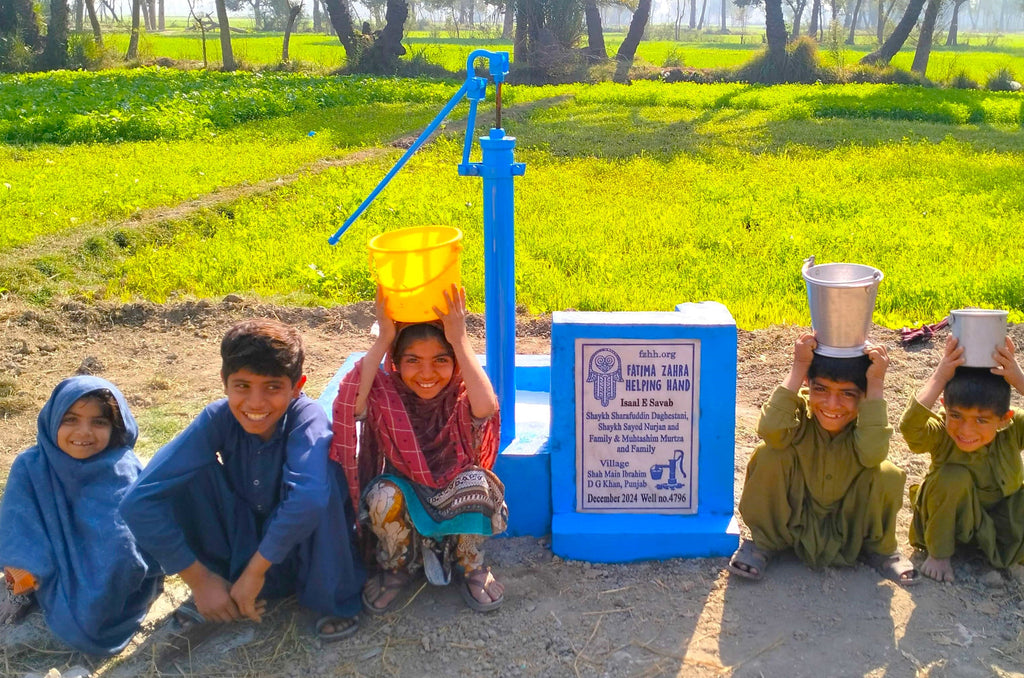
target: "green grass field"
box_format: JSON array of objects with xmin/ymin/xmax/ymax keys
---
[{"xmin": 3, "ymin": 66, "xmax": 1021, "ymax": 329}]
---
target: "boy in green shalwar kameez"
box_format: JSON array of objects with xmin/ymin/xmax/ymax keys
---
[
  {"xmin": 728, "ymin": 333, "xmax": 918, "ymax": 585},
  {"xmin": 900, "ymin": 335, "xmax": 1024, "ymax": 583}
]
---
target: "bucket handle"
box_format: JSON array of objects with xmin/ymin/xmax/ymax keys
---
[
  {"xmin": 802, "ymin": 255, "xmax": 815, "ymax": 275},
  {"xmin": 371, "ymin": 257, "xmax": 462, "ymax": 294}
]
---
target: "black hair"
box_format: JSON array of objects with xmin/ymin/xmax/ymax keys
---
[
  {"xmin": 221, "ymin": 319, "xmax": 304, "ymax": 384},
  {"xmin": 807, "ymin": 353, "xmax": 870, "ymax": 393},
  {"xmin": 78, "ymin": 389, "xmax": 129, "ymax": 448},
  {"xmin": 393, "ymin": 323, "xmax": 454, "ymax": 363},
  {"xmin": 944, "ymin": 366, "xmax": 1011, "ymax": 415}
]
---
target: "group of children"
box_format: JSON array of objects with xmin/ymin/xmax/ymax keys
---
[
  {"xmin": 0, "ymin": 284, "xmax": 505, "ymax": 655},
  {"xmin": 4, "ymin": 293, "xmax": 1024, "ymax": 657},
  {"xmin": 728, "ymin": 331, "xmax": 1024, "ymax": 588}
]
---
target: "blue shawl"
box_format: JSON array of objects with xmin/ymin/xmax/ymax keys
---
[{"xmin": 0, "ymin": 376, "xmax": 162, "ymax": 656}]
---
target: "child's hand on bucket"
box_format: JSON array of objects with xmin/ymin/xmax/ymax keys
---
[
  {"xmin": 992, "ymin": 337, "xmax": 1024, "ymax": 394},
  {"xmin": 794, "ymin": 333, "xmax": 817, "ymax": 366},
  {"xmin": 934, "ymin": 336, "xmax": 965, "ymax": 385},
  {"xmin": 864, "ymin": 343, "xmax": 890, "ymax": 398},
  {"xmin": 434, "ymin": 284, "xmax": 469, "ymax": 345}
]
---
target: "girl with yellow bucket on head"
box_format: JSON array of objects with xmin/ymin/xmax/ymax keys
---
[{"xmin": 329, "ymin": 225, "xmax": 506, "ymax": 614}]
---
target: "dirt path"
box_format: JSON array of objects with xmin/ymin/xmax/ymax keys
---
[{"xmin": 2, "ymin": 299, "xmax": 1024, "ymax": 678}]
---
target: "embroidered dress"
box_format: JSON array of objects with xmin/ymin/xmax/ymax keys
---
[
  {"xmin": 331, "ymin": 355, "xmax": 506, "ymax": 575},
  {"xmin": 0, "ymin": 376, "xmax": 162, "ymax": 655}
]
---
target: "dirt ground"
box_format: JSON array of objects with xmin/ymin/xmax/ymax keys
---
[{"xmin": 2, "ymin": 298, "xmax": 1024, "ymax": 678}]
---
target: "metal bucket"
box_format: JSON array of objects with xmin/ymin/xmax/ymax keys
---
[
  {"xmin": 949, "ymin": 308, "xmax": 1007, "ymax": 367},
  {"xmin": 802, "ymin": 256, "xmax": 883, "ymax": 358}
]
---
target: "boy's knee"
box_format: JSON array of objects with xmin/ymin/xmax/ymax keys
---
[{"xmin": 874, "ymin": 460, "xmax": 907, "ymax": 496}]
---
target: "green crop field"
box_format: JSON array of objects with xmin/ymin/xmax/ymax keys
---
[
  {"xmin": 97, "ymin": 28, "xmax": 1024, "ymax": 84},
  {"xmin": 3, "ymin": 67, "xmax": 1021, "ymax": 329}
]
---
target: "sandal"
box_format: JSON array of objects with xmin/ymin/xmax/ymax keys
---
[
  {"xmin": 361, "ymin": 570, "xmax": 413, "ymax": 615},
  {"xmin": 459, "ymin": 567, "xmax": 503, "ymax": 613},
  {"xmin": 860, "ymin": 551, "xmax": 920, "ymax": 587},
  {"xmin": 0, "ymin": 586, "xmax": 36, "ymax": 625},
  {"xmin": 315, "ymin": 615, "xmax": 358, "ymax": 642},
  {"xmin": 726, "ymin": 539, "xmax": 771, "ymax": 582},
  {"xmin": 171, "ymin": 599, "xmax": 206, "ymax": 631}
]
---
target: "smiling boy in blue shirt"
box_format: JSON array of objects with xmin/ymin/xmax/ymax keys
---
[{"xmin": 121, "ymin": 319, "xmax": 364, "ymax": 640}]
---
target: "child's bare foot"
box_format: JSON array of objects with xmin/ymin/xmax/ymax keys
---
[{"xmin": 921, "ymin": 555, "xmax": 955, "ymax": 582}]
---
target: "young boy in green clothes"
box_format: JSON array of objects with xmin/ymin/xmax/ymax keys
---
[
  {"xmin": 900, "ymin": 335, "xmax": 1024, "ymax": 583},
  {"xmin": 728, "ymin": 333, "xmax": 918, "ymax": 585}
]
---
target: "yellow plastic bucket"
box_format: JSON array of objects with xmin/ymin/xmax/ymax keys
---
[{"xmin": 368, "ymin": 226, "xmax": 463, "ymax": 322}]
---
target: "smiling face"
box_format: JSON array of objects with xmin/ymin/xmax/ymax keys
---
[
  {"xmin": 223, "ymin": 368, "xmax": 305, "ymax": 441},
  {"xmin": 396, "ymin": 337, "xmax": 455, "ymax": 400},
  {"xmin": 944, "ymin": 404, "xmax": 1012, "ymax": 452},
  {"xmin": 56, "ymin": 396, "xmax": 114, "ymax": 460},
  {"xmin": 807, "ymin": 376, "xmax": 864, "ymax": 435}
]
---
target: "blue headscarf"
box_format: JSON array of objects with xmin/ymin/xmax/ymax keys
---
[{"xmin": 0, "ymin": 376, "xmax": 163, "ymax": 656}]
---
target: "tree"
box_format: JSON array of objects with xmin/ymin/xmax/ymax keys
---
[
  {"xmin": 215, "ymin": 0, "xmax": 236, "ymax": 70},
  {"xmin": 860, "ymin": 0, "xmax": 925, "ymax": 65},
  {"xmin": 84, "ymin": 0, "xmax": 103, "ymax": 46},
  {"xmin": 846, "ymin": 0, "xmax": 863, "ymax": 43},
  {"xmin": 910, "ymin": 0, "xmax": 941, "ymax": 74},
  {"xmin": 785, "ymin": 0, "xmax": 808, "ymax": 37},
  {"xmin": 126, "ymin": 0, "xmax": 142, "ymax": 59},
  {"xmin": 583, "ymin": 0, "xmax": 607, "ymax": 61},
  {"xmin": 282, "ymin": 0, "xmax": 302, "ymax": 60},
  {"xmin": 735, "ymin": 0, "xmax": 787, "ymax": 73},
  {"xmin": 614, "ymin": 0, "xmax": 651, "ymax": 82},
  {"xmin": 945, "ymin": 0, "xmax": 967, "ymax": 45},
  {"xmin": 42, "ymin": 0, "xmax": 70, "ymax": 69},
  {"xmin": 320, "ymin": 0, "xmax": 359, "ymax": 62},
  {"xmin": 1, "ymin": 0, "xmax": 43, "ymax": 70},
  {"xmin": 357, "ymin": 0, "xmax": 408, "ymax": 72}
]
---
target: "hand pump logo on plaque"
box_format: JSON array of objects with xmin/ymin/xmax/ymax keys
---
[{"xmin": 577, "ymin": 339, "xmax": 700, "ymax": 514}]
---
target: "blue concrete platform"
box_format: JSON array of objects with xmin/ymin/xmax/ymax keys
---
[{"xmin": 317, "ymin": 353, "xmax": 553, "ymax": 538}]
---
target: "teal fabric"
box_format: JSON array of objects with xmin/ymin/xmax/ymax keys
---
[{"xmin": 380, "ymin": 474, "xmax": 492, "ymax": 538}]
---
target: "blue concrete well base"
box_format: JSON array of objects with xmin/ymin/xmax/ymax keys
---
[
  {"xmin": 317, "ymin": 353, "xmax": 553, "ymax": 538},
  {"xmin": 553, "ymin": 513, "xmax": 740, "ymax": 563}
]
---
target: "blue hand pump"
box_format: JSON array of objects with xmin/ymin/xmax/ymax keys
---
[{"xmin": 328, "ymin": 50, "xmax": 526, "ymax": 449}]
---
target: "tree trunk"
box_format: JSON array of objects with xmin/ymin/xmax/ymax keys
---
[
  {"xmin": 158, "ymin": 0, "xmax": 164, "ymax": 30},
  {"xmin": 720, "ymin": 0, "xmax": 727, "ymax": 30},
  {"xmin": 875, "ymin": 0, "xmax": 885, "ymax": 42},
  {"xmin": 583, "ymin": 0, "xmax": 606, "ymax": 61},
  {"xmin": 85, "ymin": 0, "xmax": 103, "ymax": 46},
  {"xmin": 313, "ymin": 0, "xmax": 321, "ymax": 32},
  {"xmin": 846, "ymin": 0, "xmax": 862, "ymax": 43},
  {"xmin": 282, "ymin": 2, "xmax": 301, "ymax": 60},
  {"xmin": 74, "ymin": 0, "xmax": 83, "ymax": 32},
  {"xmin": 502, "ymin": 0, "xmax": 513, "ymax": 39},
  {"xmin": 358, "ymin": 0, "xmax": 407, "ymax": 73},
  {"xmin": 689, "ymin": 0, "xmax": 695, "ymax": 28},
  {"xmin": 126, "ymin": 0, "xmax": 141, "ymax": 58},
  {"xmin": 945, "ymin": 0, "xmax": 964, "ymax": 45},
  {"xmin": 765, "ymin": 0, "xmax": 788, "ymax": 74},
  {"xmin": 215, "ymin": 0, "xmax": 235, "ymax": 70},
  {"xmin": 808, "ymin": 0, "xmax": 820, "ymax": 38},
  {"xmin": 614, "ymin": 0, "xmax": 651, "ymax": 82},
  {"xmin": 910, "ymin": 0, "xmax": 940, "ymax": 74},
  {"xmin": 143, "ymin": 0, "xmax": 152, "ymax": 30},
  {"xmin": 697, "ymin": 0, "xmax": 707, "ymax": 29},
  {"xmin": 42, "ymin": 0, "xmax": 70, "ymax": 68},
  {"xmin": 320, "ymin": 0, "xmax": 358, "ymax": 59},
  {"xmin": 861, "ymin": 0, "xmax": 925, "ymax": 64},
  {"xmin": 791, "ymin": 0, "xmax": 806, "ymax": 38}
]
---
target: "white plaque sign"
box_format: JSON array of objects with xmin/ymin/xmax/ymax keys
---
[{"xmin": 576, "ymin": 339, "xmax": 700, "ymax": 514}]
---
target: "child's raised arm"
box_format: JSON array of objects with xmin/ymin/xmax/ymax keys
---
[
  {"xmin": 916, "ymin": 336, "xmax": 964, "ymax": 409},
  {"xmin": 435, "ymin": 285, "xmax": 497, "ymax": 419},
  {"xmin": 864, "ymin": 343, "xmax": 889, "ymax": 400},
  {"xmin": 781, "ymin": 333, "xmax": 817, "ymax": 393},
  {"xmin": 992, "ymin": 336, "xmax": 1024, "ymax": 396},
  {"xmin": 354, "ymin": 286, "xmax": 396, "ymax": 417}
]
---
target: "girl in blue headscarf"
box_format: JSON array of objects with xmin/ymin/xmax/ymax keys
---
[{"xmin": 0, "ymin": 376, "xmax": 163, "ymax": 656}]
